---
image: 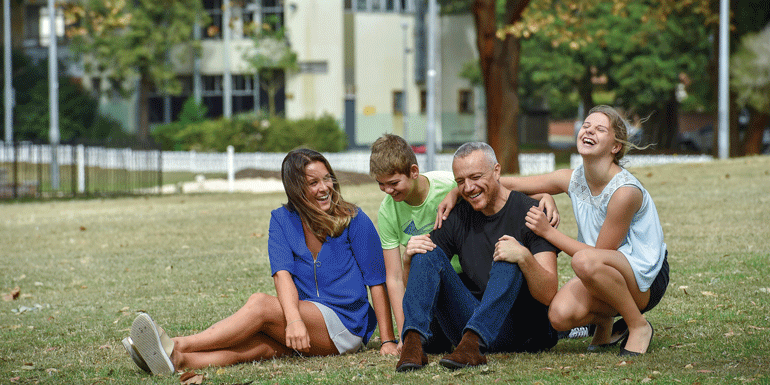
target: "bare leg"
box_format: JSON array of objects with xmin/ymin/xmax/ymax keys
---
[
  {"xmin": 171, "ymin": 293, "xmax": 339, "ymax": 370},
  {"xmin": 550, "ymin": 249, "xmax": 653, "ymax": 353},
  {"xmin": 174, "ymin": 332, "xmax": 293, "ymax": 369}
]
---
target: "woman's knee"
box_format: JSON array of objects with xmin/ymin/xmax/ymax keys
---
[
  {"xmin": 571, "ymin": 250, "xmax": 598, "ymax": 279},
  {"xmin": 548, "ymin": 301, "xmax": 574, "ymax": 331},
  {"xmin": 245, "ymin": 293, "xmax": 274, "ymax": 318}
]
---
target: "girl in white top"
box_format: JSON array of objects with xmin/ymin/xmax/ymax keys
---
[{"xmin": 439, "ymin": 105, "xmax": 668, "ymax": 356}]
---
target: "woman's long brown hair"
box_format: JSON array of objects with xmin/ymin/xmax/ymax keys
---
[{"xmin": 281, "ymin": 148, "xmax": 357, "ymax": 242}]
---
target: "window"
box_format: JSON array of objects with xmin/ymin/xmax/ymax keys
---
[
  {"xmin": 458, "ymin": 89, "xmax": 473, "ymax": 114},
  {"xmin": 420, "ymin": 89, "xmax": 427, "ymax": 114},
  {"xmin": 393, "ymin": 91, "xmax": 404, "ymax": 115},
  {"xmin": 202, "ymin": 0, "xmax": 223, "ymax": 39},
  {"xmin": 202, "ymin": 76, "xmax": 223, "ymax": 94}
]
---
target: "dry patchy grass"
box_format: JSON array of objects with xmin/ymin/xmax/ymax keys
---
[{"xmin": 1, "ymin": 156, "xmax": 769, "ymax": 384}]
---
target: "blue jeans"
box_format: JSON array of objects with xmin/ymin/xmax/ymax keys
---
[{"xmin": 402, "ymin": 247, "xmax": 556, "ymax": 353}]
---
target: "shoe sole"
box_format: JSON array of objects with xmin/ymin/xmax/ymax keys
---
[
  {"xmin": 439, "ymin": 358, "xmax": 485, "ymax": 370},
  {"xmin": 121, "ymin": 337, "xmax": 151, "ymax": 373},
  {"xmin": 396, "ymin": 362, "xmax": 425, "ymax": 372},
  {"xmin": 131, "ymin": 314, "xmax": 174, "ymax": 376}
]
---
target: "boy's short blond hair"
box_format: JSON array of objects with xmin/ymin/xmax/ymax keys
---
[{"xmin": 369, "ymin": 134, "xmax": 418, "ymax": 177}]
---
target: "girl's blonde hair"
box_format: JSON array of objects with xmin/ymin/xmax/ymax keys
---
[
  {"xmin": 587, "ymin": 105, "xmax": 647, "ymax": 165},
  {"xmin": 281, "ymin": 148, "xmax": 357, "ymax": 242}
]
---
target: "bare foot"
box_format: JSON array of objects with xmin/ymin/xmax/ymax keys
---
[
  {"xmin": 622, "ymin": 321, "xmax": 653, "ymax": 354},
  {"xmin": 589, "ymin": 316, "xmax": 614, "ymax": 346}
]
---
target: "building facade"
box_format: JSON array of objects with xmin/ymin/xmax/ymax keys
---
[{"xmin": 13, "ymin": 0, "xmax": 482, "ymax": 148}]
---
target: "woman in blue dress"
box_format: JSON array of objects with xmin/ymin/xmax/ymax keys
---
[{"xmin": 125, "ymin": 148, "xmax": 396, "ymax": 375}]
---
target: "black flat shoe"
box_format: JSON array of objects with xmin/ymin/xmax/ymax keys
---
[
  {"xmin": 587, "ymin": 320, "xmax": 630, "ymax": 352},
  {"xmin": 618, "ymin": 322, "xmax": 654, "ymax": 357},
  {"xmin": 587, "ymin": 328, "xmax": 629, "ymax": 352}
]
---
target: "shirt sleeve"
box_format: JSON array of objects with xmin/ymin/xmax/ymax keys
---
[
  {"xmin": 268, "ymin": 208, "xmax": 296, "ymax": 276},
  {"xmin": 377, "ymin": 198, "xmax": 401, "ymax": 250},
  {"xmin": 349, "ymin": 210, "xmax": 387, "ymax": 286}
]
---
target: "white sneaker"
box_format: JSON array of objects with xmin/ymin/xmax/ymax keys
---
[
  {"xmin": 567, "ymin": 325, "xmax": 590, "ymax": 339},
  {"xmin": 130, "ymin": 313, "xmax": 175, "ymax": 376}
]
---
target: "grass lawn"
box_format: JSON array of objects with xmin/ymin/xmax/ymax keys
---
[{"xmin": 1, "ymin": 156, "xmax": 769, "ymax": 384}]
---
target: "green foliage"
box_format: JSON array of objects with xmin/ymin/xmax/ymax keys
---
[
  {"xmin": 152, "ymin": 98, "xmax": 208, "ymax": 150},
  {"xmin": 64, "ymin": 0, "xmax": 206, "ymax": 138},
  {"xmin": 517, "ymin": 1, "xmax": 712, "ymax": 118},
  {"xmin": 152, "ymin": 112, "xmax": 347, "ymax": 153},
  {"xmin": 1, "ymin": 48, "xmax": 125, "ymax": 142},
  {"xmin": 731, "ymin": 25, "xmax": 770, "ymax": 113},
  {"xmin": 242, "ymin": 25, "xmax": 298, "ymax": 117},
  {"xmin": 459, "ymin": 60, "xmax": 483, "ymax": 86}
]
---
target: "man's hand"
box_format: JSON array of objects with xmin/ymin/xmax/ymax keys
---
[{"xmin": 493, "ymin": 235, "xmax": 532, "ymax": 265}]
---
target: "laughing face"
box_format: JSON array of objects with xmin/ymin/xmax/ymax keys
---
[
  {"xmin": 304, "ymin": 161, "xmax": 334, "ymax": 213},
  {"xmin": 452, "ymin": 150, "xmax": 502, "ymax": 216},
  {"xmin": 577, "ymin": 112, "xmax": 620, "ymax": 159}
]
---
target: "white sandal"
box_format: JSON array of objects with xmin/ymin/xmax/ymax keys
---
[{"xmin": 130, "ymin": 313, "xmax": 175, "ymax": 375}]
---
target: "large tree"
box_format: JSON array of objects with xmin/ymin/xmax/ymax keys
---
[
  {"xmin": 731, "ymin": 25, "xmax": 770, "ymax": 155},
  {"xmin": 64, "ymin": 0, "xmax": 205, "ymax": 141},
  {"xmin": 242, "ymin": 26, "xmax": 298, "ymax": 118},
  {"xmin": 519, "ymin": 1, "xmax": 714, "ymax": 149},
  {"xmin": 446, "ymin": 0, "xmax": 715, "ymax": 171}
]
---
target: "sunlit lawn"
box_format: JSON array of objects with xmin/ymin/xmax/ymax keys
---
[{"xmin": 1, "ymin": 156, "xmax": 769, "ymax": 384}]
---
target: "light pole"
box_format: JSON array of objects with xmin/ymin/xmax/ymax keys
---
[
  {"xmin": 401, "ymin": 22, "xmax": 409, "ymax": 141},
  {"xmin": 4, "ymin": 0, "xmax": 13, "ymax": 143},
  {"xmin": 48, "ymin": 0, "xmax": 60, "ymax": 190},
  {"xmin": 425, "ymin": 0, "xmax": 437, "ymax": 171},
  {"xmin": 717, "ymin": 0, "xmax": 729, "ymax": 159}
]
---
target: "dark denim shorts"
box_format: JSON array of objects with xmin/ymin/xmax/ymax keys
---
[{"xmin": 642, "ymin": 253, "xmax": 669, "ymax": 313}]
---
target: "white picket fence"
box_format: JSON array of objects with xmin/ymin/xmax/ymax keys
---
[
  {"xmin": 162, "ymin": 149, "xmax": 557, "ymax": 177},
  {"xmin": 570, "ymin": 153, "xmax": 714, "ymax": 169}
]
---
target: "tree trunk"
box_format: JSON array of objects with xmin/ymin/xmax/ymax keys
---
[
  {"xmin": 577, "ymin": 71, "xmax": 595, "ymax": 115},
  {"xmin": 472, "ymin": 0, "xmax": 529, "ymax": 174},
  {"xmin": 137, "ymin": 74, "xmax": 152, "ymax": 142},
  {"xmin": 657, "ymin": 97, "xmax": 678, "ymax": 149},
  {"xmin": 743, "ymin": 109, "xmax": 769, "ymax": 155}
]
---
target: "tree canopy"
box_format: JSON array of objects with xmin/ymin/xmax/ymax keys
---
[{"xmin": 64, "ymin": 0, "xmax": 205, "ymax": 141}]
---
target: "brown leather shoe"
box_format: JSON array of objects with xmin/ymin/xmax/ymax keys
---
[
  {"xmin": 396, "ymin": 331, "xmax": 428, "ymax": 372},
  {"xmin": 439, "ymin": 330, "xmax": 487, "ymax": 370}
]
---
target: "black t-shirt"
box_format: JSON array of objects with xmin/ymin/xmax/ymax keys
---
[{"xmin": 430, "ymin": 190, "xmax": 560, "ymax": 297}]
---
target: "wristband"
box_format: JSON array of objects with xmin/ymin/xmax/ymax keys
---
[
  {"xmin": 380, "ymin": 339, "xmax": 399, "ymax": 348},
  {"xmin": 285, "ymin": 319, "xmax": 303, "ymax": 330}
]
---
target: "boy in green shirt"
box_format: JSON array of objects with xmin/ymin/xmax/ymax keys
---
[{"xmin": 369, "ymin": 134, "xmax": 559, "ymax": 354}]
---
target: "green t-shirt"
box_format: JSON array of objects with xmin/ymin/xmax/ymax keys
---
[
  {"xmin": 377, "ymin": 170, "xmax": 456, "ymax": 250},
  {"xmin": 377, "ymin": 171, "xmax": 463, "ymax": 273}
]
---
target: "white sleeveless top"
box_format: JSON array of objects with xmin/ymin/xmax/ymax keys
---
[{"xmin": 568, "ymin": 165, "xmax": 667, "ymax": 292}]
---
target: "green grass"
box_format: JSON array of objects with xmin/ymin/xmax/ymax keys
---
[{"xmin": 2, "ymin": 156, "xmax": 770, "ymax": 384}]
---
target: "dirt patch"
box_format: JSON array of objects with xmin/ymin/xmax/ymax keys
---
[{"xmin": 235, "ymin": 168, "xmax": 375, "ymax": 185}]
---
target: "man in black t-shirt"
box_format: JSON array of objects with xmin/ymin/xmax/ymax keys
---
[{"xmin": 396, "ymin": 142, "xmax": 560, "ymax": 372}]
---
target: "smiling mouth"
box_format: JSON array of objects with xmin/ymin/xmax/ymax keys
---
[
  {"xmin": 468, "ymin": 192, "xmax": 482, "ymax": 199},
  {"xmin": 317, "ymin": 194, "xmax": 330, "ymax": 203},
  {"xmin": 581, "ymin": 137, "xmax": 596, "ymax": 145}
]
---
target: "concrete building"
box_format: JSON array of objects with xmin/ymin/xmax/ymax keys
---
[{"xmin": 11, "ymin": 0, "xmax": 482, "ymax": 148}]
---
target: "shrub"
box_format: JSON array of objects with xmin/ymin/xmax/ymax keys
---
[{"xmin": 152, "ymin": 111, "xmax": 347, "ymax": 153}]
